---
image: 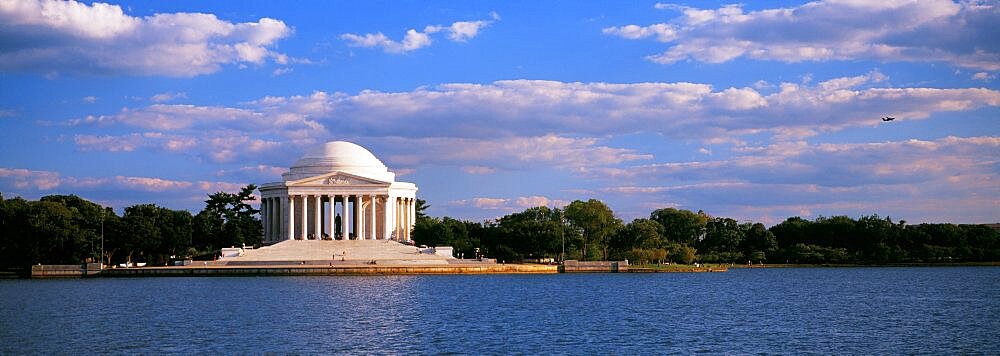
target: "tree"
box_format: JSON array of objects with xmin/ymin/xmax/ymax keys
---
[
  {"xmin": 741, "ymin": 222, "xmax": 777, "ymax": 262},
  {"xmin": 564, "ymin": 199, "xmax": 622, "ymax": 260},
  {"xmin": 698, "ymin": 217, "xmax": 744, "ymax": 263},
  {"xmin": 118, "ymin": 204, "xmax": 163, "ymax": 265},
  {"xmin": 495, "ymin": 206, "xmax": 565, "ymax": 261},
  {"xmin": 415, "ymin": 199, "xmax": 430, "ymax": 220},
  {"xmin": 611, "ymin": 219, "xmax": 664, "ymax": 260},
  {"xmin": 0, "ymin": 194, "xmax": 112, "ymax": 267},
  {"xmin": 115, "ymin": 204, "xmax": 193, "ymax": 265},
  {"xmin": 650, "ymin": 208, "xmax": 708, "ymax": 245},
  {"xmin": 197, "ymin": 184, "xmax": 261, "ymax": 249},
  {"xmin": 669, "ymin": 243, "xmax": 697, "ymax": 264}
]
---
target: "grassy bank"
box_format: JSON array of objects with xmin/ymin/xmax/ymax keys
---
[{"xmin": 627, "ymin": 263, "xmax": 729, "ymax": 272}]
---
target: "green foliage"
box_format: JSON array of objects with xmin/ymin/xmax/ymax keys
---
[
  {"xmin": 415, "ymin": 198, "xmax": 430, "ymax": 219},
  {"xmin": 610, "ymin": 219, "xmax": 664, "ymax": 260},
  {"xmin": 671, "ymin": 244, "xmax": 697, "ymax": 264},
  {"xmin": 117, "ymin": 204, "xmax": 193, "ymax": 265},
  {"xmin": 0, "ymin": 184, "xmax": 263, "ymax": 268},
  {"xmin": 564, "ymin": 199, "xmax": 622, "ymax": 260},
  {"xmin": 3, "ymin": 190, "xmax": 998, "ymax": 267},
  {"xmin": 496, "ymin": 206, "xmax": 565, "ymax": 260},
  {"xmin": 649, "ymin": 208, "xmax": 709, "ymax": 245},
  {"xmin": 197, "ymin": 184, "xmax": 261, "ymax": 249},
  {"xmin": 0, "ymin": 194, "xmax": 112, "ymax": 267}
]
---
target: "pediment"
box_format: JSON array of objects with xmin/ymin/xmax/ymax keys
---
[{"xmin": 288, "ymin": 171, "xmax": 389, "ymax": 187}]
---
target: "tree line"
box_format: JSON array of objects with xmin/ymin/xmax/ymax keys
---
[
  {"xmin": 2, "ymin": 191, "xmax": 996, "ymax": 268},
  {"xmin": 0, "ymin": 185, "xmax": 260, "ymax": 268},
  {"xmin": 412, "ymin": 199, "xmax": 999, "ymax": 264}
]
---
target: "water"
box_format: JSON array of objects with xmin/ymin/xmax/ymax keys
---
[{"xmin": 1, "ymin": 267, "xmax": 997, "ymax": 354}]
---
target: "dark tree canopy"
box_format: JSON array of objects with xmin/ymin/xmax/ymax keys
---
[{"xmin": 1, "ymin": 191, "xmax": 996, "ymax": 268}]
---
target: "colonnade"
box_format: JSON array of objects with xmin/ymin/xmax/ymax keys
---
[{"xmin": 260, "ymin": 194, "xmax": 416, "ymax": 243}]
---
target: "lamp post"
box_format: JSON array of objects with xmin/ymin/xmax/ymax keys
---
[
  {"xmin": 560, "ymin": 210, "xmax": 565, "ymax": 262},
  {"xmin": 100, "ymin": 206, "xmax": 105, "ymax": 270}
]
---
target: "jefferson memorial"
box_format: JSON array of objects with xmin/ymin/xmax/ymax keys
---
[{"xmin": 258, "ymin": 141, "xmax": 418, "ymax": 244}]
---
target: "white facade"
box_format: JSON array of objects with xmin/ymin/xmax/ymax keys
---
[{"xmin": 259, "ymin": 141, "xmax": 418, "ymax": 243}]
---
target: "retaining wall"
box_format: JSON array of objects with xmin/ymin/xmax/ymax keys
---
[
  {"xmin": 561, "ymin": 260, "xmax": 629, "ymax": 273},
  {"xmin": 31, "ymin": 263, "xmax": 102, "ymax": 278}
]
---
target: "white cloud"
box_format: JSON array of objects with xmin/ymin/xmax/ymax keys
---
[
  {"xmin": 0, "ymin": 167, "xmax": 66, "ymax": 190},
  {"xmin": 444, "ymin": 20, "xmax": 491, "ymax": 42},
  {"xmin": 69, "ymin": 104, "xmax": 263, "ymax": 131},
  {"xmin": 462, "ymin": 166, "xmax": 496, "ymax": 175},
  {"xmin": 341, "ymin": 29, "xmax": 432, "ymax": 53},
  {"xmin": 0, "ymin": 0, "xmax": 292, "ymax": 77},
  {"xmin": 601, "ymin": 23, "xmax": 677, "ymax": 42},
  {"xmin": 607, "ymin": 1, "xmax": 1000, "ymax": 70},
  {"xmin": 378, "ymin": 135, "xmax": 652, "ymax": 172},
  {"xmin": 272, "ymin": 67, "xmax": 293, "ymax": 76},
  {"xmin": 597, "ymin": 135, "xmax": 999, "ymax": 195},
  {"xmin": 216, "ymin": 165, "xmax": 287, "ymax": 178},
  {"xmin": 341, "ymin": 13, "xmax": 498, "ymax": 53},
  {"xmin": 81, "ymin": 96, "xmax": 97, "ymax": 103},
  {"xmin": 972, "ymin": 72, "xmax": 996, "ymax": 81},
  {"xmin": 449, "ymin": 195, "xmax": 567, "ymax": 213},
  {"xmin": 0, "ymin": 166, "xmax": 246, "ymax": 194},
  {"xmin": 150, "ymin": 92, "xmax": 187, "ymax": 103},
  {"xmin": 73, "ymin": 131, "xmax": 279, "ymax": 163},
  {"xmin": 306, "ymin": 77, "xmax": 998, "ymax": 141},
  {"xmin": 60, "ymin": 75, "xmax": 998, "ymax": 177},
  {"xmin": 588, "ymin": 135, "xmax": 999, "ymax": 223}
]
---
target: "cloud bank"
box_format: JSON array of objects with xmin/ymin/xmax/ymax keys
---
[
  {"xmin": 605, "ymin": 1, "xmax": 1000, "ymax": 70},
  {"xmin": 0, "ymin": 0, "xmax": 292, "ymax": 76},
  {"xmin": 63, "ymin": 75, "xmax": 999, "ymax": 172}
]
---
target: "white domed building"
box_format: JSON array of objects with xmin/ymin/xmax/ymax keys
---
[{"xmin": 259, "ymin": 141, "xmax": 418, "ymax": 243}]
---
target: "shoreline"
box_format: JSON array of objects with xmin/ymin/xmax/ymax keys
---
[{"xmin": 19, "ymin": 261, "xmax": 1000, "ymax": 278}]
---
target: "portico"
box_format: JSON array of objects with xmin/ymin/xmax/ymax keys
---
[{"xmin": 259, "ymin": 141, "xmax": 418, "ymax": 243}]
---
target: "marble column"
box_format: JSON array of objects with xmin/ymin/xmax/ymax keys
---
[
  {"xmin": 351, "ymin": 194, "xmax": 361, "ymax": 240},
  {"xmin": 368, "ymin": 194, "xmax": 376, "ymax": 240},
  {"xmin": 312, "ymin": 195, "xmax": 321, "ymax": 240},
  {"xmin": 271, "ymin": 197, "xmax": 277, "ymax": 241},
  {"xmin": 327, "ymin": 195, "xmax": 334, "ymax": 239},
  {"xmin": 401, "ymin": 198, "xmax": 407, "ymax": 241},
  {"xmin": 288, "ymin": 195, "xmax": 295, "ymax": 241},
  {"xmin": 340, "ymin": 195, "xmax": 348, "ymax": 239},
  {"xmin": 264, "ymin": 198, "xmax": 271, "ymax": 242},
  {"xmin": 404, "ymin": 198, "xmax": 410, "ymax": 241},
  {"xmin": 273, "ymin": 197, "xmax": 281, "ymax": 241},
  {"xmin": 298, "ymin": 195, "xmax": 306, "ymax": 240},
  {"xmin": 265, "ymin": 197, "xmax": 270, "ymax": 242},
  {"xmin": 397, "ymin": 197, "xmax": 403, "ymax": 241},
  {"xmin": 385, "ymin": 196, "xmax": 394, "ymax": 240},
  {"xmin": 357, "ymin": 195, "xmax": 365, "ymax": 240}
]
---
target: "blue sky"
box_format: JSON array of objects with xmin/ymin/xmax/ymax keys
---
[{"xmin": 1, "ymin": 0, "xmax": 997, "ymax": 225}]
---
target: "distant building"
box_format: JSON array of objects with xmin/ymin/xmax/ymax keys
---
[{"xmin": 259, "ymin": 141, "xmax": 418, "ymax": 244}]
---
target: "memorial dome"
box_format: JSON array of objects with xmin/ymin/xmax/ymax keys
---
[{"xmin": 282, "ymin": 141, "xmax": 395, "ymax": 182}]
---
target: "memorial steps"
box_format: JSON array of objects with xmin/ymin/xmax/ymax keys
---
[{"xmin": 227, "ymin": 240, "xmax": 452, "ymax": 264}]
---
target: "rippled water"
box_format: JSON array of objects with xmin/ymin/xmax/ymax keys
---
[{"xmin": 1, "ymin": 267, "xmax": 997, "ymax": 354}]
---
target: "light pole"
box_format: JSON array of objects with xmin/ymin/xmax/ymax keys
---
[
  {"xmin": 100, "ymin": 207, "xmax": 104, "ymax": 270},
  {"xmin": 560, "ymin": 210, "xmax": 565, "ymax": 262}
]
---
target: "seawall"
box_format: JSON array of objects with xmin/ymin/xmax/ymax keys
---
[
  {"xmin": 100, "ymin": 263, "xmax": 558, "ymax": 277},
  {"xmin": 30, "ymin": 263, "xmax": 102, "ymax": 278}
]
